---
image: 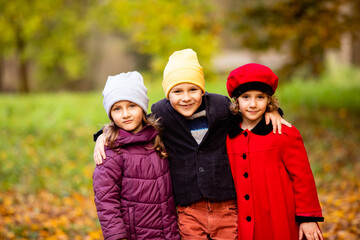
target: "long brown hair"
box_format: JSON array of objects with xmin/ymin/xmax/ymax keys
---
[{"xmin": 103, "ymin": 113, "xmax": 168, "ymax": 159}]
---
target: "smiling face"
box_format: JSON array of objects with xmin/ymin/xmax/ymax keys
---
[
  {"xmin": 168, "ymin": 83, "xmax": 204, "ymax": 117},
  {"xmin": 110, "ymin": 101, "xmax": 144, "ymax": 133},
  {"xmin": 238, "ymin": 90, "xmax": 269, "ymax": 128}
]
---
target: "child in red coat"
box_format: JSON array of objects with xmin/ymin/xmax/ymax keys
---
[{"xmin": 226, "ymin": 63, "xmax": 324, "ymax": 240}]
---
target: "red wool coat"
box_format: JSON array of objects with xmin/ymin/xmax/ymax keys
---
[{"xmin": 226, "ymin": 116, "xmax": 323, "ymax": 240}]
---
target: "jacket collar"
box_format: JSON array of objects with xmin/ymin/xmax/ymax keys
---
[
  {"xmin": 114, "ymin": 125, "xmax": 158, "ymax": 146},
  {"xmin": 165, "ymin": 93, "xmax": 209, "ymax": 135},
  {"xmin": 228, "ymin": 114, "xmax": 273, "ymax": 138}
]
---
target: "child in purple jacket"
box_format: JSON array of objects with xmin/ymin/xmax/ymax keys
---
[{"xmin": 93, "ymin": 71, "xmax": 180, "ymax": 240}]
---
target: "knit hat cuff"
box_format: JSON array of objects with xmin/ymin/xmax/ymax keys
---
[
  {"xmin": 103, "ymin": 88, "xmax": 149, "ymax": 118},
  {"xmin": 163, "ymin": 68, "xmax": 205, "ymax": 98}
]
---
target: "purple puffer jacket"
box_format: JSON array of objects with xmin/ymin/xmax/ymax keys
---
[{"xmin": 93, "ymin": 126, "xmax": 180, "ymax": 240}]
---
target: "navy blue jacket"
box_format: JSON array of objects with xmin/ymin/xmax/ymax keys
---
[{"xmin": 151, "ymin": 93, "xmax": 236, "ymax": 206}]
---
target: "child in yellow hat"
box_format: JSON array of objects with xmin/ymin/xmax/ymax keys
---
[{"xmin": 94, "ymin": 49, "xmax": 289, "ymax": 239}]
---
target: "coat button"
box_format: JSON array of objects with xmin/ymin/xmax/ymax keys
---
[
  {"xmin": 242, "ymin": 154, "xmax": 247, "ymax": 159},
  {"xmin": 244, "ymin": 172, "xmax": 248, "ymax": 178},
  {"xmin": 199, "ymin": 167, "xmax": 205, "ymax": 173},
  {"xmin": 246, "ymin": 216, "xmax": 251, "ymax": 222},
  {"xmin": 244, "ymin": 194, "xmax": 250, "ymax": 200},
  {"xmin": 244, "ymin": 131, "xmax": 248, "ymax": 137}
]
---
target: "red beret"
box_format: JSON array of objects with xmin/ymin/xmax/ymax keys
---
[{"xmin": 226, "ymin": 63, "xmax": 278, "ymax": 98}]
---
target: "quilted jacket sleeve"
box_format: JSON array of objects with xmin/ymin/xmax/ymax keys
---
[
  {"xmin": 93, "ymin": 153, "xmax": 128, "ymax": 240},
  {"xmin": 280, "ymin": 126, "xmax": 324, "ymax": 222}
]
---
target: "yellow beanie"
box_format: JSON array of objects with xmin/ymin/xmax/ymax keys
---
[{"xmin": 163, "ymin": 49, "xmax": 205, "ymax": 98}]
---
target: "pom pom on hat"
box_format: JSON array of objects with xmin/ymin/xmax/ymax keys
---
[
  {"xmin": 163, "ymin": 49, "xmax": 205, "ymax": 99},
  {"xmin": 226, "ymin": 63, "xmax": 278, "ymax": 98},
  {"xmin": 102, "ymin": 71, "xmax": 149, "ymax": 119}
]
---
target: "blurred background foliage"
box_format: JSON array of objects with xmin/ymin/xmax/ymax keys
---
[
  {"xmin": 0, "ymin": 0, "xmax": 220, "ymax": 92},
  {"xmin": 0, "ymin": 0, "xmax": 359, "ymax": 92},
  {"xmin": 1, "ymin": 0, "xmax": 360, "ymax": 239},
  {"xmin": 226, "ymin": 0, "xmax": 360, "ymax": 78}
]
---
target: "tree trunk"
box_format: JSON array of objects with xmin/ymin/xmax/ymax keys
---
[
  {"xmin": 15, "ymin": 23, "xmax": 29, "ymax": 93},
  {"xmin": 0, "ymin": 56, "xmax": 3, "ymax": 92},
  {"xmin": 352, "ymin": 32, "xmax": 360, "ymax": 66},
  {"xmin": 19, "ymin": 58, "xmax": 29, "ymax": 93}
]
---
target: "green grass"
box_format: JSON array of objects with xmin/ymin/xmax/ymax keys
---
[
  {"xmin": 1, "ymin": 65, "xmax": 359, "ymax": 196},
  {"xmin": 277, "ymin": 64, "xmax": 360, "ymax": 114},
  {"xmin": 0, "ymin": 93, "xmax": 106, "ymax": 196}
]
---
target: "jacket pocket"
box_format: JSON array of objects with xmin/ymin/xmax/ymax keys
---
[{"xmin": 176, "ymin": 205, "xmax": 189, "ymax": 215}]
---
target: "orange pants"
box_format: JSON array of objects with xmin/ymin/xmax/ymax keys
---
[{"xmin": 177, "ymin": 199, "xmax": 238, "ymax": 240}]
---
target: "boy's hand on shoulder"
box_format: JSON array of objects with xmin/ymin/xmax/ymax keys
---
[
  {"xmin": 299, "ymin": 222, "xmax": 323, "ymax": 240},
  {"xmin": 280, "ymin": 118, "xmax": 292, "ymax": 128},
  {"xmin": 265, "ymin": 110, "xmax": 292, "ymax": 134},
  {"xmin": 94, "ymin": 134, "xmax": 107, "ymax": 165}
]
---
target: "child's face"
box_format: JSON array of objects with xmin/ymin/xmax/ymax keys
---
[
  {"xmin": 238, "ymin": 90, "xmax": 269, "ymax": 124},
  {"xmin": 110, "ymin": 101, "xmax": 144, "ymax": 133},
  {"xmin": 168, "ymin": 83, "xmax": 204, "ymax": 117}
]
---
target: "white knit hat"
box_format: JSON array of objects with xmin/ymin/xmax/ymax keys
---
[{"xmin": 102, "ymin": 71, "xmax": 149, "ymax": 119}]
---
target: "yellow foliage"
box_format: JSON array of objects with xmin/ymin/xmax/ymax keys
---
[
  {"xmin": 0, "ymin": 182, "xmax": 359, "ymax": 239},
  {"xmin": 318, "ymin": 180, "xmax": 360, "ymax": 239},
  {"xmin": 0, "ymin": 191, "xmax": 101, "ymax": 239}
]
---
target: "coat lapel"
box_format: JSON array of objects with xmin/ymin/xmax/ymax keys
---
[
  {"xmin": 228, "ymin": 114, "xmax": 273, "ymax": 138},
  {"xmin": 165, "ymin": 101, "xmax": 193, "ymax": 136}
]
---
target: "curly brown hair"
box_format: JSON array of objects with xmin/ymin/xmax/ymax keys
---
[
  {"xmin": 229, "ymin": 94, "xmax": 280, "ymax": 115},
  {"xmin": 103, "ymin": 114, "xmax": 168, "ymax": 159}
]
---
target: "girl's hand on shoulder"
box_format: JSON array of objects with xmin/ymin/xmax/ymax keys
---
[
  {"xmin": 94, "ymin": 133, "xmax": 107, "ymax": 165},
  {"xmin": 299, "ymin": 222, "xmax": 323, "ymax": 240}
]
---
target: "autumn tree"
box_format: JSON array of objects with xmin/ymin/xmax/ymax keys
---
[
  {"xmin": 94, "ymin": 0, "xmax": 220, "ymax": 75},
  {"xmin": 0, "ymin": 0, "xmax": 94, "ymax": 92},
  {"xmin": 0, "ymin": 0, "xmax": 221, "ymax": 92},
  {"xmin": 225, "ymin": 0, "xmax": 360, "ymax": 78}
]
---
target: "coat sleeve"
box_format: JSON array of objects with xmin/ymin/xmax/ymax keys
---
[
  {"xmin": 280, "ymin": 126, "xmax": 324, "ymax": 222},
  {"xmin": 93, "ymin": 128, "xmax": 104, "ymax": 142},
  {"xmin": 150, "ymin": 99, "xmax": 165, "ymax": 118},
  {"xmin": 93, "ymin": 154, "xmax": 128, "ymax": 239}
]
